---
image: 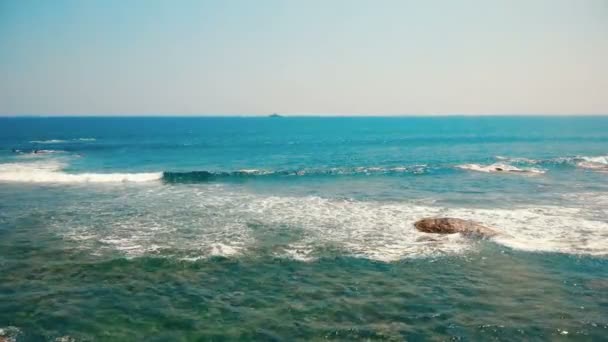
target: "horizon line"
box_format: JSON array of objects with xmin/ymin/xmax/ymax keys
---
[{"xmin": 2, "ymin": 113, "xmax": 608, "ymax": 118}]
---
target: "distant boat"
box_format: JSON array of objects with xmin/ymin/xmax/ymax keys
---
[{"xmin": 269, "ymin": 113, "xmax": 283, "ymax": 118}]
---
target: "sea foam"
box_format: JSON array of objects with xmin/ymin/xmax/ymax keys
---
[
  {"xmin": 580, "ymin": 155, "xmax": 608, "ymax": 165},
  {"xmin": 50, "ymin": 186, "xmax": 608, "ymax": 262},
  {"xmin": 0, "ymin": 161, "xmax": 162, "ymax": 183},
  {"xmin": 29, "ymin": 138, "xmax": 96, "ymax": 143},
  {"xmin": 577, "ymin": 155, "xmax": 608, "ymax": 171},
  {"xmin": 456, "ymin": 163, "xmax": 545, "ymax": 174},
  {"xmin": 29, "ymin": 139, "xmax": 67, "ymax": 144}
]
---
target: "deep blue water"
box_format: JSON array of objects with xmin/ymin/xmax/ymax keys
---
[{"xmin": 0, "ymin": 116, "xmax": 607, "ymax": 340}]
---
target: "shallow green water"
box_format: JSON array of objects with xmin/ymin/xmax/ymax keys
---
[{"xmin": 1, "ymin": 226, "xmax": 607, "ymax": 341}]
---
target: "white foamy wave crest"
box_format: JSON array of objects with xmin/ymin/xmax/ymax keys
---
[
  {"xmin": 457, "ymin": 163, "xmax": 545, "ymax": 175},
  {"xmin": 29, "ymin": 139, "xmax": 67, "ymax": 144},
  {"xmin": 0, "ymin": 161, "xmax": 161, "ymax": 183},
  {"xmin": 34, "ymin": 149, "xmax": 63, "ymax": 154},
  {"xmin": 52, "ymin": 187, "xmax": 608, "ymax": 262},
  {"xmin": 577, "ymin": 162, "xmax": 608, "ymax": 171},
  {"xmin": 577, "ymin": 155, "xmax": 608, "ymax": 172},
  {"xmin": 29, "ymin": 138, "xmax": 96, "ymax": 143},
  {"xmin": 580, "ymin": 155, "xmax": 608, "ymax": 165},
  {"xmin": 237, "ymin": 169, "xmax": 273, "ymax": 175}
]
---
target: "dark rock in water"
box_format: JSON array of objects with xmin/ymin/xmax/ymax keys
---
[
  {"xmin": 414, "ymin": 218, "xmax": 498, "ymax": 237},
  {"xmin": 269, "ymin": 113, "xmax": 282, "ymax": 118}
]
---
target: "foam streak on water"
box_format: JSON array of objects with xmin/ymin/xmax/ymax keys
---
[{"xmin": 47, "ymin": 185, "xmax": 608, "ymax": 262}]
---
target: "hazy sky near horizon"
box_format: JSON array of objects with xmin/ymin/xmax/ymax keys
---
[{"xmin": 1, "ymin": 0, "xmax": 607, "ymax": 116}]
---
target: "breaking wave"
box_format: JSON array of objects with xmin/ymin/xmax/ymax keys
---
[
  {"xmin": 163, "ymin": 166, "xmax": 427, "ymax": 183},
  {"xmin": 495, "ymin": 154, "xmax": 608, "ymax": 172},
  {"xmin": 456, "ymin": 163, "xmax": 545, "ymax": 174},
  {"xmin": 2, "ymin": 154, "xmax": 606, "ymax": 185},
  {"xmin": 29, "ymin": 138, "xmax": 96, "ymax": 144},
  {"xmin": 0, "ymin": 161, "xmax": 161, "ymax": 183},
  {"xmin": 0, "ymin": 162, "xmax": 428, "ymax": 184},
  {"xmin": 29, "ymin": 139, "xmax": 67, "ymax": 144},
  {"xmin": 576, "ymin": 155, "xmax": 608, "ymax": 171}
]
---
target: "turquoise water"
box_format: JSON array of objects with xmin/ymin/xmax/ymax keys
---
[{"xmin": 0, "ymin": 116, "xmax": 607, "ymax": 340}]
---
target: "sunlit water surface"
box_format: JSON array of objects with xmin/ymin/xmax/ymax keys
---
[{"xmin": 1, "ymin": 117, "xmax": 607, "ymax": 340}]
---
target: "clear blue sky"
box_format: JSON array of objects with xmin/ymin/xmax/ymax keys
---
[{"xmin": 1, "ymin": 0, "xmax": 606, "ymax": 115}]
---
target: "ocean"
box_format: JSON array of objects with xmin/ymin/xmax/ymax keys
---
[{"xmin": 0, "ymin": 116, "xmax": 607, "ymax": 340}]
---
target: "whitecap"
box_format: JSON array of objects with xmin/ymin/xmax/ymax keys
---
[
  {"xmin": 576, "ymin": 155, "xmax": 608, "ymax": 172},
  {"xmin": 457, "ymin": 163, "xmax": 545, "ymax": 175},
  {"xmin": 0, "ymin": 161, "xmax": 162, "ymax": 183},
  {"xmin": 29, "ymin": 139, "xmax": 67, "ymax": 144},
  {"xmin": 29, "ymin": 137, "xmax": 96, "ymax": 144},
  {"xmin": 237, "ymin": 169, "xmax": 272, "ymax": 175},
  {"xmin": 579, "ymin": 155, "xmax": 608, "ymax": 165},
  {"xmin": 577, "ymin": 161, "xmax": 608, "ymax": 172}
]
